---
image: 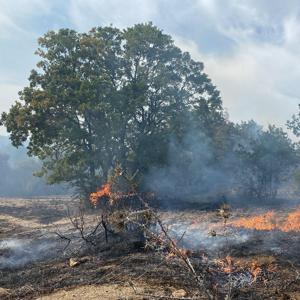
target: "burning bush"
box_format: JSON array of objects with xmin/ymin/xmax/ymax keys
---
[{"xmin": 88, "ymin": 165, "xmax": 154, "ymax": 244}]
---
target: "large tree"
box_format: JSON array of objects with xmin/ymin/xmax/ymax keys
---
[{"xmin": 0, "ymin": 23, "xmax": 224, "ymax": 197}]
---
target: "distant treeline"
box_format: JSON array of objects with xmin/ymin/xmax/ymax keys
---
[{"xmin": 0, "ymin": 136, "xmax": 67, "ymax": 197}]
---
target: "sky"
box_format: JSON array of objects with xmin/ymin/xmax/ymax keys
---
[{"xmin": 1, "ymin": 0, "xmax": 300, "ymax": 135}]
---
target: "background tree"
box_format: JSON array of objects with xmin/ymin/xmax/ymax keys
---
[
  {"xmin": 234, "ymin": 121, "xmax": 297, "ymax": 200},
  {"xmin": 287, "ymin": 104, "xmax": 300, "ymax": 137}
]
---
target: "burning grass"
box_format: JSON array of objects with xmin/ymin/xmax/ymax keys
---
[
  {"xmin": 86, "ymin": 176, "xmax": 300, "ymax": 298},
  {"xmin": 0, "ymin": 197, "xmax": 299, "ymax": 299},
  {"xmin": 229, "ymin": 208, "xmax": 300, "ymax": 232}
]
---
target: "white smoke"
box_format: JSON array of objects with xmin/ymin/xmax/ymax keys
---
[
  {"xmin": 0, "ymin": 235, "xmax": 60, "ymax": 269},
  {"xmin": 166, "ymin": 220, "xmax": 249, "ymax": 252}
]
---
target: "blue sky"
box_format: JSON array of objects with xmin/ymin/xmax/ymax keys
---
[{"xmin": 1, "ymin": 0, "xmax": 300, "ymax": 135}]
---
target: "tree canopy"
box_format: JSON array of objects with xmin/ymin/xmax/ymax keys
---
[
  {"xmin": 1, "ymin": 23, "xmax": 298, "ymax": 202},
  {"xmin": 0, "ymin": 23, "xmax": 224, "ymax": 197}
]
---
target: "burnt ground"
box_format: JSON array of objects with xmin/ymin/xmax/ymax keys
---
[{"xmin": 0, "ymin": 197, "xmax": 299, "ymax": 299}]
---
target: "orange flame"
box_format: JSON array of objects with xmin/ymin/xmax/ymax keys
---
[
  {"xmin": 223, "ymin": 255, "xmax": 234, "ymax": 273},
  {"xmin": 250, "ymin": 261, "xmax": 262, "ymax": 282},
  {"xmin": 90, "ymin": 183, "xmax": 111, "ymax": 206},
  {"xmin": 229, "ymin": 208, "xmax": 300, "ymax": 232},
  {"xmin": 281, "ymin": 210, "xmax": 300, "ymax": 232},
  {"xmin": 214, "ymin": 256, "xmax": 271, "ymax": 283}
]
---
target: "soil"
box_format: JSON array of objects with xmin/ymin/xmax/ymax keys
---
[{"xmin": 0, "ymin": 197, "xmax": 299, "ymax": 299}]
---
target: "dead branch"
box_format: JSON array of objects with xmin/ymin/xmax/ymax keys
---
[
  {"xmin": 54, "ymin": 231, "xmax": 71, "ymax": 251},
  {"xmin": 66, "ymin": 205, "xmax": 104, "ymax": 246},
  {"xmin": 119, "ymin": 193, "xmax": 215, "ymax": 300}
]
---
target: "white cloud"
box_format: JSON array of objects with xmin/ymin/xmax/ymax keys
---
[
  {"xmin": 0, "ymin": 11, "xmax": 25, "ymax": 38},
  {"xmin": 0, "ymin": 0, "xmax": 52, "ymax": 38},
  {"xmin": 192, "ymin": 46, "xmax": 299, "ymax": 129},
  {"xmin": 202, "ymin": 45, "xmax": 300, "ymax": 127},
  {"xmin": 68, "ymin": 0, "xmax": 158, "ymax": 30},
  {"xmin": 175, "ymin": 2, "xmax": 300, "ymax": 130},
  {"xmin": 1, "ymin": 0, "xmax": 300, "ymax": 133}
]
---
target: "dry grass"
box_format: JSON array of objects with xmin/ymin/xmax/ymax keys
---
[{"xmin": 0, "ymin": 197, "xmax": 299, "ymax": 299}]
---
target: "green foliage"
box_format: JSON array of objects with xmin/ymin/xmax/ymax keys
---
[
  {"xmin": 234, "ymin": 121, "xmax": 297, "ymax": 200},
  {"xmin": 0, "ymin": 23, "xmax": 223, "ymax": 197},
  {"xmin": 287, "ymin": 104, "xmax": 300, "ymax": 137},
  {"xmin": 2, "ymin": 23, "xmax": 296, "ymax": 202}
]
